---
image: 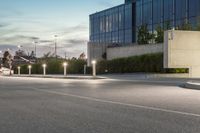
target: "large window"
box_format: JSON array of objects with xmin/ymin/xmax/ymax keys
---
[
  {"xmin": 90, "ymin": 3, "xmax": 133, "ymax": 44},
  {"xmin": 175, "ymin": 0, "xmax": 187, "ymax": 26},
  {"xmin": 90, "ymin": 0, "xmax": 200, "ymax": 44},
  {"xmin": 142, "ymin": 0, "xmax": 152, "ymax": 26},
  {"xmin": 136, "ymin": 0, "xmax": 142, "ymax": 27},
  {"xmin": 153, "ymin": 0, "xmax": 163, "ymax": 25}
]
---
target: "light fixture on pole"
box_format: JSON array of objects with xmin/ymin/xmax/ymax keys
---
[
  {"xmin": 42, "ymin": 64, "xmax": 47, "ymax": 76},
  {"xmin": 33, "ymin": 41, "xmax": 38, "ymax": 57},
  {"xmin": 54, "ymin": 35, "xmax": 58, "ymax": 58},
  {"xmin": 92, "ymin": 60, "xmax": 96, "ymax": 77},
  {"xmin": 63, "ymin": 62, "xmax": 68, "ymax": 76},
  {"xmin": 28, "ymin": 65, "xmax": 32, "ymax": 75},
  {"xmin": 18, "ymin": 66, "xmax": 21, "ymax": 75}
]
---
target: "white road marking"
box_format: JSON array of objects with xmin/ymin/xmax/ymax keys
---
[{"xmin": 31, "ymin": 87, "xmax": 200, "ymax": 118}]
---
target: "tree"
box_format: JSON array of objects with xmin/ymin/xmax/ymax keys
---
[
  {"xmin": 2, "ymin": 51, "xmax": 13, "ymax": 75},
  {"xmin": 79, "ymin": 53, "xmax": 86, "ymax": 60},
  {"xmin": 15, "ymin": 49, "xmax": 27, "ymax": 57},
  {"xmin": 102, "ymin": 52, "xmax": 107, "ymax": 60},
  {"xmin": 137, "ymin": 24, "xmax": 154, "ymax": 44},
  {"xmin": 164, "ymin": 21, "xmax": 171, "ymax": 30},
  {"xmin": 178, "ymin": 20, "xmax": 192, "ymax": 30},
  {"xmin": 30, "ymin": 51, "xmax": 35, "ymax": 58},
  {"xmin": 155, "ymin": 25, "xmax": 164, "ymax": 43},
  {"xmin": 43, "ymin": 52, "xmax": 54, "ymax": 59}
]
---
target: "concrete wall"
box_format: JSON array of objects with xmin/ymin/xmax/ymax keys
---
[
  {"xmin": 164, "ymin": 30, "xmax": 200, "ymax": 78},
  {"xmin": 87, "ymin": 42, "xmax": 108, "ymax": 66},
  {"xmin": 107, "ymin": 44, "xmax": 163, "ymax": 60}
]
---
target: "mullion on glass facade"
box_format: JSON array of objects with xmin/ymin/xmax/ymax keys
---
[{"xmin": 90, "ymin": 0, "xmax": 200, "ymax": 44}]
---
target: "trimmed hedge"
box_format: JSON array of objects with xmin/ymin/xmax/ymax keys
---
[
  {"xmin": 15, "ymin": 59, "xmax": 91, "ymax": 75},
  {"xmin": 96, "ymin": 53, "xmax": 188, "ymax": 74},
  {"xmin": 14, "ymin": 53, "xmax": 188, "ymax": 75}
]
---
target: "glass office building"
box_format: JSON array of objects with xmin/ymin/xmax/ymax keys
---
[{"xmin": 89, "ymin": 0, "xmax": 200, "ymax": 44}]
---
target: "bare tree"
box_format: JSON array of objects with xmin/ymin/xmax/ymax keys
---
[{"xmin": 2, "ymin": 51, "xmax": 13, "ymax": 75}]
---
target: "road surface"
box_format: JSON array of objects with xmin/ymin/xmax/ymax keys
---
[{"xmin": 0, "ymin": 76, "xmax": 200, "ymax": 133}]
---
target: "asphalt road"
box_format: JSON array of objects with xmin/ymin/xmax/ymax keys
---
[{"xmin": 0, "ymin": 76, "xmax": 200, "ymax": 133}]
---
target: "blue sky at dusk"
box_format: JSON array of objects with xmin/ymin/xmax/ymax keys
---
[{"xmin": 0, "ymin": 0, "xmax": 122, "ymax": 57}]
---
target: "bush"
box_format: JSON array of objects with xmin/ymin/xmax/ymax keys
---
[
  {"xmin": 96, "ymin": 53, "xmax": 188, "ymax": 74},
  {"xmin": 14, "ymin": 54, "xmax": 188, "ymax": 75},
  {"xmin": 14, "ymin": 58, "xmax": 89, "ymax": 75}
]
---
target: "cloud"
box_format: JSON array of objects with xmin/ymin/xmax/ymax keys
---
[
  {"xmin": 97, "ymin": 1, "xmax": 114, "ymax": 7},
  {"xmin": 67, "ymin": 39, "xmax": 87, "ymax": 45},
  {"xmin": 39, "ymin": 40, "xmax": 53, "ymax": 43},
  {"xmin": 0, "ymin": 20, "xmax": 88, "ymax": 58},
  {"xmin": 16, "ymin": 35, "xmax": 39, "ymax": 40},
  {"xmin": 0, "ymin": 23, "xmax": 9, "ymax": 28},
  {"xmin": 58, "ymin": 24, "xmax": 88, "ymax": 36}
]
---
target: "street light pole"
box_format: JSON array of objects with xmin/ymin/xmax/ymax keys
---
[
  {"xmin": 0, "ymin": 51, "xmax": 2, "ymax": 63},
  {"xmin": 0, "ymin": 51, "xmax": 2, "ymax": 66},
  {"xmin": 33, "ymin": 41, "xmax": 37, "ymax": 57},
  {"xmin": 54, "ymin": 35, "xmax": 58, "ymax": 58}
]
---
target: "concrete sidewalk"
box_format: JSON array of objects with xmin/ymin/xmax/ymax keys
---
[
  {"xmin": 6, "ymin": 73, "xmax": 200, "ymax": 90},
  {"xmin": 103, "ymin": 73, "xmax": 200, "ymax": 90},
  {"xmin": 10, "ymin": 73, "xmax": 190, "ymax": 81},
  {"xmin": 184, "ymin": 81, "xmax": 200, "ymax": 90},
  {"xmin": 10, "ymin": 74, "xmax": 105, "ymax": 80}
]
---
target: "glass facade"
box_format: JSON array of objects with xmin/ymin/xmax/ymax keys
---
[
  {"xmin": 90, "ymin": 0, "xmax": 200, "ymax": 44},
  {"xmin": 90, "ymin": 3, "xmax": 135, "ymax": 44}
]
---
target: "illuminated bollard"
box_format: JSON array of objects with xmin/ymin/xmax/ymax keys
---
[
  {"xmin": 63, "ymin": 62, "xmax": 68, "ymax": 76},
  {"xmin": 92, "ymin": 60, "xmax": 96, "ymax": 77},
  {"xmin": 42, "ymin": 64, "xmax": 47, "ymax": 76},
  {"xmin": 28, "ymin": 65, "xmax": 32, "ymax": 75}
]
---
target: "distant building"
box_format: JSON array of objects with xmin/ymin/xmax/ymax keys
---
[{"xmin": 13, "ymin": 50, "xmax": 36, "ymax": 65}]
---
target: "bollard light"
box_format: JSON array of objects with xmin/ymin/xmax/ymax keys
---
[
  {"xmin": 28, "ymin": 65, "xmax": 32, "ymax": 75},
  {"xmin": 91, "ymin": 60, "xmax": 96, "ymax": 77},
  {"xmin": 63, "ymin": 62, "xmax": 68, "ymax": 76},
  {"xmin": 18, "ymin": 66, "xmax": 21, "ymax": 75},
  {"xmin": 42, "ymin": 64, "xmax": 47, "ymax": 76}
]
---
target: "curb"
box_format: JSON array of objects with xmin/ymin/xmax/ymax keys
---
[
  {"xmin": 5, "ymin": 75, "xmax": 106, "ymax": 80},
  {"xmin": 183, "ymin": 82, "xmax": 200, "ymax": 90}
]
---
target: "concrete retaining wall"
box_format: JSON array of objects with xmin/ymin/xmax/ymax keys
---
[
  {"xmin": 164, "ymin": 30, "xmax": 200, "ymax": 78},
  {"xmin": 107, "ymin": 44, "xmax": 163, "ymax": 60}
]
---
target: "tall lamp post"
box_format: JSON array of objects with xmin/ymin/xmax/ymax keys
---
[
  {"xmin": 28, "ymin": 65, "xmax": 32, "ymax": 76},
  {"xmin": 92, "ymin": 60, "xmax": 96, "ymax": 77},
  {"xmin": 63, "ymin": 62, "xmax": 68, "ymax": 76},
  {"xmin": 54, "ymin": 35, "xmax": 58, "ymax": 58},
  {"xmin": 17, "ymin": 45, "xmax": 22, "ymax": 50},
  {"xmin": 33, "ymin": 41, "xmax": 38, "ymax": 57},
  {"xmin": 0, "ymin": 51, "xmax": 2, "ymax": 65},
  {"xmin": 43, "ymin": 64, "xmax": 47, "ymax": 76}
]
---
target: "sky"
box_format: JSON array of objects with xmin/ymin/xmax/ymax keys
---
[{"xmin": 0, "ymin": 0, "xmax": 122, "ymax": 58}]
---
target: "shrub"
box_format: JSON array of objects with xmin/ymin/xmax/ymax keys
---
[
  {"xmin": 96, "ymin": 53, "xmax": 188, "ymax": 74},
  {"xmin": 14, "ymin": 58, "xmax": 88, "ymax": 75}
]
